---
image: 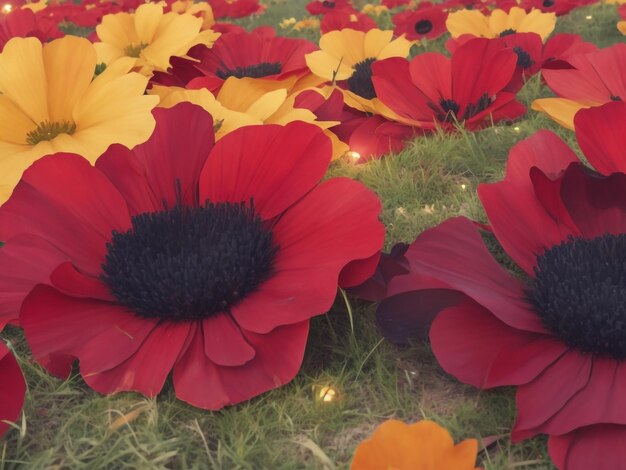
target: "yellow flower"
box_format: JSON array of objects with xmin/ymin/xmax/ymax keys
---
[
  {"xmin": 362, "ymin": 4, "xmax": 389, "ymax": 15},
  {"xmin": 94, "ymin": 3, "xmax": 220, "ymax": 76},
  {"xmin": 446, "ymin": 7, "xmax": 556, "ymax": 41},
  {"xmin": 294, "ymin": 17, "xmax": 320, "ymax": 31},
  {"xmin": 351, "ymin": 420, "xmax": 482, "ymax": 470},
  {"xmin": 619, "ymin": 20, "xmax": 626, "ymax": 35},
  {"xmin": 153, "ymin": 78, "xmax": 347, "ymax": 158},
  {"xmin": 279, "ymin": 17, "xmax": 297, "ymax": 29},
  {"xmin": 305, "ymin": 29, "xmax": 412, "ymax": 114},
  {"xmin": 531, "ymin": 98, "xmax": 596, "ymax": 130},
  {"xmin": 0, "ymin": 36, "xmax": 158, "ymax": 203},
  {"xmin": 169, "ymin": 0, "xmax": 215, "ymax": 30}
]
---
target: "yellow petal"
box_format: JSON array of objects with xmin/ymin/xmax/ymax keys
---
[
  {"xmin": 531, "ymin": 97, "xmax": 595, "ymax": 130},
  {"xmin": 318, "ymin": 28, "xmax": 367, "ymax": 67},
  {"xmin": 43, "ymin": 36, "xmax": 96, "ymax": 123},
  {"xmin": 362, "ymin": 29, "xmax": 394, "ymax": 58},
  {"xmin": 96, "ymin": 12, "xmax": 139, "ymax": 51},
  {"xmin": 446, "ymin": 9, "xmax": 492, "ymax": 38},
  {"xmin": 133, "ymin": 3, "xmax": 164, "ymax": 45},
  {"xmin": 0, "ymin": 95, "xmax": 35, "ymax": 144},
  {"xmin": 0, "ymin": 37, "xmax": 48, "ymax": 123},
  {"xmin": 305, "ymin": 49, "xmax": 354, "ymax": 81},
  {"xmin": 517, "ymin": 8, "xmax": 556, "ymax": 40}
]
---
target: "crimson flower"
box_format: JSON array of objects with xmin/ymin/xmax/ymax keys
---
[
  {"xmin": 0, "ymin": 341, "xmax": 25, "ymax": 438},
  {"xmin": 372, "ymin": 37, "xmax": 525, "ymax": 131},
  {"xmin": 320, "ymin": 11, "xmax": 377, "ymax": 34},
  {"xmin": 0, "ymin": 9, "xmax": 61, "ymax": 52},
  {"xmin": 0, "ymin": 103, "xmax": 384, "ymax": 410},
  {"xmin": 208, "ymin": 0, "xmax": 263, "ymax": 18},
  {"xmin": 518, "ymin": 0, "xmax": 594, "ymax": 16},
  {"xmin": 306, "ymin": 0, "xmax": 357, "ymax": 15},
  {"xmin": 392, "ymin": 4, "xmax": 448, "ymax": 41},
  {"xmin": 151, "ymin": 27, "xmax": 316, "ymax": 91},
  {"xmin": 376, "ymin": 101, "xmax": 626, "ymax": 469}
]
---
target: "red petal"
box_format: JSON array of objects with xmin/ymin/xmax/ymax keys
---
[
  {"xmin": 50, "ymin": 262, "xmax": 114, "ymax": 301},
  {"xmin": 84, "ymin": 320, "xmax": 189, "ymax": 397},
  {"xmin": 202, "ymin": 314, "xmax": 255, "ymax": 366},
  {"xmin": 549, "ymin": 425, "xmax": 626, "ymax": 470},
  {"xmin": 173, "ymin": 321, "xmax": 309, "ymax": 410},
  {"xmin": 0, "ymin": 342, "xmax": 25, "ymax": 438},
  {"xmin": 575, "ymin": 101, "xmax": 626, "ymax": 175},
  {"xmin": 431, "ymin": 298, "xmax": 565, "ymax": 389},
  {"xmin": 513, "ymin": 350, "xmax": 592, "ymax": 441},
  {"xmin": 0, "ymin": 234, "xmax": 66, "ymax": 328},
  {"xmin": 401, "ymin": 217, "xmax": 547, "ymax": 333},
  {"xmin": 20, "ymin": 285, "xmax": 135, "ymax": 378},
  {"xmin": 231, "ymin": 178, "xmax": 384, "ymax": 333},
  {"xmin": 478, "ymin": 131, "xmax": 579, "ymax": 275},
  {"xmin": 0, "ymin": 154, "xmax": 130, "ymax": 276},
  {"xmin": 199, "ymin": 122, "xmax": 332, "ymax": 220}
]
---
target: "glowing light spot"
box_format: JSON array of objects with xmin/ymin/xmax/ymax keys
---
[
  {"xmin": 2, "ymin": 3, "xmax": 13, "ymax": 13},
  {"xmin": 347, "ymin": 151, "xmax": 361, "ymax": 161},
  {"xmin": 585, "ymin": 15, "xmax": 593, "ymax": 19},
  {"xmin": 514, "ymin": 126, "xmax": 521, "ymax": 133},
  {"xmin": 461, "ymin": 184, "xmax": 467, "ymax": 190},
  {"xmin": 318, "ymin": 386, "xmax": 338, "ymax": 403}
]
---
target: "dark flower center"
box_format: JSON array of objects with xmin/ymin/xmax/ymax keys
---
[
  {"xmin": 101, "ymin": 201, "xmax": 278, "ymax": 322},
  {"xmin": 531, "ymin": 234, "xmax": 626, "ymax": 359},
  {"xmin": 26, "ymin": 120, "xmax": 76, "ymax": 145},
  {"xmin": 543, "ymin": 0, "xmax": 555, "ymax": 6},
  {"xmin": 611, "ymin": 95, "xmax": 622, "ymax": 101},
  {"xmin": 347, "ymin": 57, "xmax": 377, "ymax": 100},
  {"xmin": 499, "ymin": 28, "xmax": 517, "ymax": 37},
  {"xmin": 216, "ymin": 62, "xmax": 282, "ymax": 80},
  {"xmin": 414, "ymin": 19, "xmax": 433, "ymax": 35},
  {"xmin": 513, "ymin": 46, "xmax": 533, "ymax": 69},
  {"xmin": 322, "ymin": 0, "xmax": 335, "ymax": 7},
  {"xmin": 428, "ymin": 93, "xmax": 493, "ymax": 123}
]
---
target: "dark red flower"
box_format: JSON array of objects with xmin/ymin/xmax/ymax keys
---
[
  {"xmin": 382, "ymin": 0, "xmax": 413, "ymax": 7},
  {"xmin": 0, "ymin": 9, "xmax": 61, "ymax": 51},
  {"xmin": 620, "ymin": 4, "xmax": 626, "ymax": 19},
  {"xmin": 541, "ymin": 43, "xmax": 626, "ymax": 104},
  {"xmin": 0, "ymin": 103, "xmax": 384, "ymax": 410},
  {"xmin": 540, "ymin": 32, "xmax": 597, "ymax": 70},
  {"xmin": 372, "ymin": 37, "xmax": 525, "ymax": 131},
  {"xmin": 208, "ymin": 0, "xmax": 263, "ymax": 18},
  {"xmin": 518, "ymin": 0, "xmax": 590, "ymax": 16},
  {"xmin": 376, "ymin": 101, "xmax": 626, "ymax": 469},
  {"xmin": 306, "ymin": 0, "xmax": 356, "ymax": 15},
  {"xmin": 0, "ymin": 341, "xmax": 25, "ymax": 438},
  {"xmin": 151, "ymin": 27, "xmax": 317, "ymax": 92},
  {"xmin": 392, "ymin": 5, "xmax": 448, "ymax": 41},
  {"xmin": 320, "ymin": 10, "xmax": 377, "ymax": 34}
]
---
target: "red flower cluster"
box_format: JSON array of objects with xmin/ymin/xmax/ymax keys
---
[{"xmin": 375, "ymin": 101, "xmax": 626, "ymax": 470}]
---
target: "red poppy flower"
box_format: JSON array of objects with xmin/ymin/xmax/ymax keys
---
[
  {"xmin": 306, "ymin": 0, "xmax": 357, "ymax": 16},
  {"xmin": 208, "ymin": 0, "xmax": 263, "ymax": 18},
  {"xmin": 382, "ymin": 0, "xmax": 413, "ymax": 7},
  {"xmin": 372, "ymin": 37, "xmax": 525, "ymax": 131},
  {"xmin": 151, "ymin": 27, "xmax": 317, "ymax": 92},
  {"xmin": 542, "ymin": 43, "xmax": 626, "ymax": 104},
  {"xmin": 0, "ymin": 341, "xmax": 25, "ymax": 438},
  {"xmin": 620, "ymin": 4, "xmax": 626, "ymax": 19},
  {"xmin": 392, "ymin": 5, "xmax": 448, "ymax": 41},
  {"xmin": 376, "ymin": 101, "xmax": 626, "ymax": 469},
  {"xmin": 0, "ymin": 103, "xmax": 384, "ymax": 410},
  {"xmin": 518, "ymin": 0, "xmax": 589, "ymax": 16},
  {"xmin": 320, "ymin": 11, "xmax": 377, "ymax": 34},
  {"xmin": 0, "ymin": 9, "xmax": 61, "ymax": 51}
]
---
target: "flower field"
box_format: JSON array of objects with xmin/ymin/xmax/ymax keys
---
[{"xmin": 0, "ymin": 0, "xmax": 625, "ymax": 468}]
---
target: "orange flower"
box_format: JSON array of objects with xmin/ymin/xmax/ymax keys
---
[{"xmin": 351, "ymin": 420, "xmax": 481, "ymax": 470}]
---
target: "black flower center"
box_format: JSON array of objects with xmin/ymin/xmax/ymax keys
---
[
  {"xmin": 531, "ymin": 234, "xmax": 626, "ymax": 359},
  {"xmin": 543, "ymin": 0, "xmax": 555, "ymax": 7},
  {"xmin": 347, "ymin": 57, "xmax": 377, "ymax": 100},
  {"xmin": 216, "ymin": 62, "xmax": 282, "ymax": 80},
  {"xmin": 322, "ymin": 0, "xmax": 335, "ymax": 7},
  {"xmin": 499, "ymin": 28, "xmax": 517, "ymax": 37},
  {"xmin": 428, "ymin": 94, "xmax": 493, "ymax": 123},
  {"xmin": 101, "ymin": 201, "xmax": 278, "ymax": 322},
  {"xmin": 611, "ymin": 95, "xmax": 622, "ymax": 101},
  {"xmin": 414, "ymin": 19, "xmax": 433, "ymax": 35},
  {"xmin": 513, "ymin": 46, "xmax": 533, "ymax": 69}
]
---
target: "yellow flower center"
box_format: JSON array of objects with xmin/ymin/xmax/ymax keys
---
[
  {"xmin": 124, "ymin": 42, "xmax": 148, "ymax": 58},
  {"xmin": 26, "ymin": 121, "xmax": 77, "ymax": 145}
]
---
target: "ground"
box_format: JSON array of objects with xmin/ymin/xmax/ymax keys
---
[{"xmin": 2, "ymin": 0, "xmax": 624, "ymax": 468}]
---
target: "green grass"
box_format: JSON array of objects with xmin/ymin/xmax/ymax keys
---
[{"xmin": 2, "ymin": 0, "xmax": 625, "ymax": 468}]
